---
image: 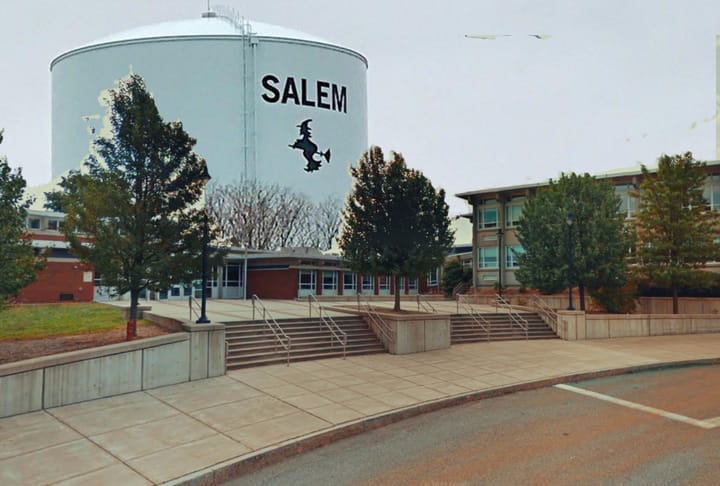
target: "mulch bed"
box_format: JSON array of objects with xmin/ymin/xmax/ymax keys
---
[{"xmin": 0, "ymin": 324, "xmax": 173, "ymax": 365}]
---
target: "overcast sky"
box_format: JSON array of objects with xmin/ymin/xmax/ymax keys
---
[{"xmin": 2, "ymin": 0, "xmax": 720, "ymax": 215}]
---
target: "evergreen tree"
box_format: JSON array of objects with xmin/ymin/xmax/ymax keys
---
[
  {"xmin": 633, "ymin": 152, "xmax": 720, "ymax": 314},
  {"xmin": 46, "ymin": 74, "xmax": 211, "ymax": 337},
  {"xmin": 339, "ymin": 146, "xmax": 453, "ymax": 311},
  {"xmin": 516, "ymin": 173, "xmax": 628, "ymax": 310},
  {"xmin": 0, "ymin": 130, "xmax": 44, "ymax": 306},
  {"xmin": 442, "ymin": 260, "xmax": 472, "ymax": 297}
]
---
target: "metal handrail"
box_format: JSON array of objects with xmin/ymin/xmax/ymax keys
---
[
  {"xmin": 530, "ymin": 295, "xmax": 558, "ymax": 334},
  {"xmin": 251, "ymin": 295, "xmax": 292, "ymax": 365},
  {"xmin": 456, "ymin": 294, "xmax": 491, "ymax": 341},
  {"xmin": 356, "ymin": 294, "xmax": 395, "ymax": 350},
  {"xmin": 495, "ymin": 294, "xmax": 529, "ymax": 339},
  {"xmin": 452, "ymin": 280, "xmax": 471, "ymax": 297},
  {"xmin": 416, "ymin": 294, "xmax": 437, "ymax": 313},
  {"xmin": 308, "ymin": 294, "xmax": 347, "ymax": 358},
  {"xmin": 188, "ymin": 296, "xmax": 201, "ymax": 321}
]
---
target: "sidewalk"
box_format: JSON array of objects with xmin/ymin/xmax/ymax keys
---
[
  {"xmin": 2, "ymin": 307, "xmax": 720, "ymax": 484},
  {"xmin": 125, "ymin": 297, "xmax": 498, "ymax": 323}
]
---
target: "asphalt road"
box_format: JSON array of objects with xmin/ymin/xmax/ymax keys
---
[{"xmin": 226, "ymin": 365, "xmax": 720, "ymax": 485}]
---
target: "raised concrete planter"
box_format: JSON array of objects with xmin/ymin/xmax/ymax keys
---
[
  {"xmin": 372, "ymin": 312, "xmax": 451, "ymax": 355},
  {"xmin": 0, "ymin": 319, "xmax": 226, "ymax": 419},
  {"xmin": 182, "ymin": 321, "xmax": 227, "ymax": 380},
  {"xmin": 556, "ymin": 311, "xmax": 720, "ymax": 340}
]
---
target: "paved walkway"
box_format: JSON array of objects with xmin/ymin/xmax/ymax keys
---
[
  {"xmin": 125, "ymin": 297, "xmax": 500, "ymax": 323},
  {"xmin": 2, "ymin": 302, "xmax": 720, "ymax": 485}
]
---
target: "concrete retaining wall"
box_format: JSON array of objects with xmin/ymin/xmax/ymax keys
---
[
  {"xmin": 637, "ymin": 297, "xmax": 720, "ymax": 315},
  {"xmin": 382, "ymin": 313, "xmax": 451, "ymax": 355},
  {"xmin": 0, "ymin": 321, "xmax": 225, "ymax": 419},
  {"xmin": 556, "ymin": 311, "xmax": 720, "ymax": 340}
]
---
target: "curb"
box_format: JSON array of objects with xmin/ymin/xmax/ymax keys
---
[{"xmin": 166, "ymin": 358, "xmax": 720, "ymax": 485}]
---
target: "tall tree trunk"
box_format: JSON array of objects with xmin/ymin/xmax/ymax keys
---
[
  {"xmin": 579, "ymin": 282, "xmax": 586, "ymax": 311},
  {"xmin": 672, "ymin": 285, "xmax": 679, "ymax": 314},
  {"xmin": 127, "ymin": 288, "xmax": 140, "ymax": 340},
  {"xmin": 394, "ymin": 274, "xmax": 401, "ymax": 312}
]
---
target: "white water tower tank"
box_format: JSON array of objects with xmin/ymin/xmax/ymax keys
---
[{"xmin": 50, "ymin": 10, "xmax": 368, "ymax": 203}]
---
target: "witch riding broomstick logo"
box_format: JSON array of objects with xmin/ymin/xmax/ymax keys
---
[{"xmin": 289, "ymin": 119, "xmax": 331, "ymax": 172}]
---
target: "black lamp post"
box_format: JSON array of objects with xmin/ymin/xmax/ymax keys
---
[
  {"xmin": 566, "ymin": 211, "xmax": 575, "ymax": 311},
  {"xmin": 497, "ymin": 228, "xmax": 504, "ymax": 297},
  {"xmin": 197, "ymin": 164, "xmax": 211, "ymax": 324}
]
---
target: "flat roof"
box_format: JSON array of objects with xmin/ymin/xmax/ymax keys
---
[{"xmin": 456, "ymin": 159, "xmax": 720, "ymax": 201}]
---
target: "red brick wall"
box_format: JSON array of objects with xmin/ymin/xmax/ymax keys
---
[
  {"xmin": 17, "ymin": 261, "xmax": 94, "ymax": 303},
  {"xmin": 247, "ymin": 268, "xmax": 299, "ymax": 299}
]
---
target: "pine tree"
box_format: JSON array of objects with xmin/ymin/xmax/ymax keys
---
[
  {"xmin": 0, "ymin": 130, "xmax": 44, "ymax": 306},
  {"xmin": 46, "ymin": 74, "xmax": 211, "ymax": 337},
  {"xmin": 339, "ymin": 146, "xmax": 453, "ymax": 311},
  {"xmin": 634, "ymin": 152, "xmax": 720, "ymax": 314}
]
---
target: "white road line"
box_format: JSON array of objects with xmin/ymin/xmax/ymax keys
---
[{"xmin": 554, "ymin": 383, "xmax": 718, "ymax": 429}]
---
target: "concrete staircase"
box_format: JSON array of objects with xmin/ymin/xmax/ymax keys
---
[
  {"xmin": 225, "ymin": 315, "xmax": 386, "ymax": 369},
  {"xmin": 451, "ymin": 312, "xmax": 558, "ymax": 344}
]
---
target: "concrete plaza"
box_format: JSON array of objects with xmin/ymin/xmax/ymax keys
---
[{"xmin": 2, "ymin": 300, "xmax": 720, "ymax": 485}]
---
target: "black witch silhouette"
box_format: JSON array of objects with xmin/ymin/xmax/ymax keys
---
[{"xmin": 289, "ymin": 119, "xmax": 331, "ymax": 172}]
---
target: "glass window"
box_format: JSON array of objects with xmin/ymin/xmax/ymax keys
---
[
  {"xmin": 47, "ymin": 219, "xmax": 59, "ymax": 231},
  {"xmin": 427, "ymin": 269, "xmax": 439, "ymax": 286},
  {"xmin": 378, "ymin": 275, "xmax": 391, "ymax": 290},
  {"xmin": 28, "ymin": 218, "xmax": 40, "ymax": 229},
  {"xmin": 480, "ymin": 207, "xmax": 498, "ymax": 229},
  {"xmin": 299, "ymin": 270, "xmax": 316, "ymax": 290},
  {"xmin": 343, "ymin": 272, "xmax": 357, "ymax": 290},
  {"xmin": 704, "ymin": 175, "xmax": 720, "ymax": 210},
  {"xmin": 322, "ymin": 271, "xmax": 337, "ymax": 290},
  {"xmin": 506, "ymin": 245, "xmax": 525, "ymax": 268},
  {"xmin": 224, "ymin": 263, "xmax": 242, "ymax": 287},
  {"xmin": 209, "ymin": 266, "xmax": 219, "ymax": 288},
  {"xmin": 409, "ymin": 278, "xmax": 418, "ymax": 290},
  {"xmin": 505, "ymin": 205, "xmax": 523, "ymax": 227},
  {"xmin": 615, "ymin": 184, "xmax": 638, "ymax": 219},
  {"xmin": 479, "ymin": 247, "xmax": 498, "ymax": 268},
  {"xmin": 361, "ymin": 274, "xmax": 374, "ymax": 292}
]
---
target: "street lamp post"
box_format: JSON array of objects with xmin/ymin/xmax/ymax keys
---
[
  {"xmin": 197, "ymin": 164, "xmax": 211, "ymax": 324},
  {"xmin": 566, "ymin": 211, "xmax": 575, "ymax": 311},
  {"xmin": 497, "ymin": 228, "xmax": 504, "ymax": 297}
]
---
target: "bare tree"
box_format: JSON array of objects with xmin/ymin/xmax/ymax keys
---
[
  {"xmin": 207, "ymin": 181, "xmax": 335, "ymax": 250},
  {"xmin": 309, "ymin": 196, "xmax": 343, "ymax": 250}
]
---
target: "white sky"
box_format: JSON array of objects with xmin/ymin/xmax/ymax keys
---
[{"xmin": 1, "ymin": 0, "xmax": 719, "ymax": 215}]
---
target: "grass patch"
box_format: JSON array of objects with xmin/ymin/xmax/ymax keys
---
[{"xmin": 0, "ymin": 303, "xmax": 148, "ymax": 341}]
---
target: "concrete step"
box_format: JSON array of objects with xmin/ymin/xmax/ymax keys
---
[
  {"xmin": 225, "ymin": 315, "xmax": 386, "ymax": 369},
  {"xmin": 226, "ymin": 344, "xmax": 386, "ymax": 369},
  {"xmin": 226, "ymin": 327, "xmax": 373, "ymax": 340},
  {"xmin": 228, "ymin": 336, "xmax": 382, "ymax": 355},
  {"xmin": 226, "ymin": 325, "xmax": 370, "ymax": 339},
  {"xmin": 452, "ymin": 334, "xmax": 560, "ymax": 344},
  {"xmin": 450, "ymin": 312, "xmax": 557, "ymax": 343}
]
